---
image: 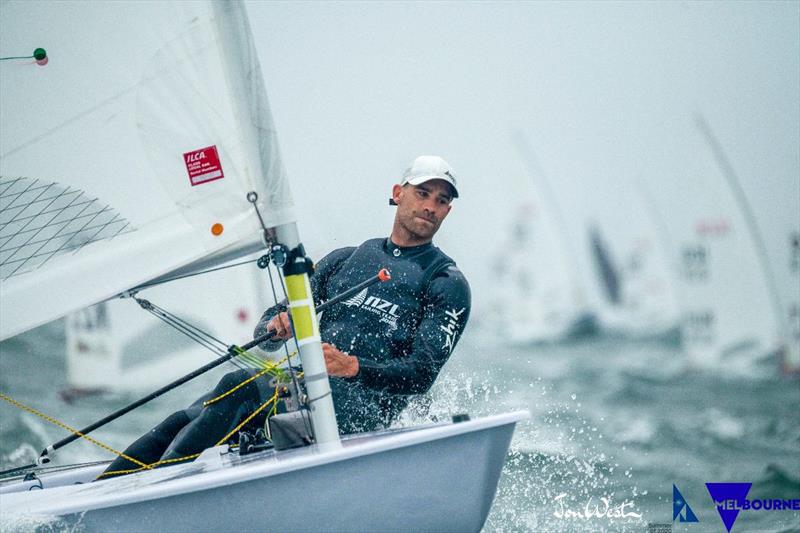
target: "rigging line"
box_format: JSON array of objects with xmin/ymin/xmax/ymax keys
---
[
  {"xmin": 145, "ymin": 300, "xmax": 229, "ymax": 351},
  {"xmin": 141, "ymin": 305, "xmax": 229, "ymax": 356},
  {"xmin": 259, "ymin": 255, "xmax": 308, "ymax": 430},
  {"xmin": 0, "ymin": 393, "xmax": 150, "ymax": 470},
  {"xmin": 97, "ymin": 452, "xmax": 203, "ymax": 479},
  {"xmin": 137, "ymin": 300, "xmax": 225, "ymax": 349},
  {"xmin": 134, "ymin": 299, "xmax": 248, "ymax": 371},
  {"xmin": 215, "ymin": 389, "xmax": 281, "ymax": 447},
  {"xmin": 132, "ymin": 258, "xmax": 260, "ymax": 290}
]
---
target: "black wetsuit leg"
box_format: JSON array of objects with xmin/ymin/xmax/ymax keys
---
[
  {"xmin": 98, "ymin": 409, "xmax": 193, "ymax": 478},
  {"xmin": 97, "ymin": 369, "xmax": 274, "ymax": 480},
  {"xmin": 159, "ymin": 369, "xmax": 275, "ymax": 462}
]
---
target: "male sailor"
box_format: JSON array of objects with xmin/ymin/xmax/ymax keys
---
[{"xmin": 99, "ymin": 155, "xmax": 470, "ymax": 478}]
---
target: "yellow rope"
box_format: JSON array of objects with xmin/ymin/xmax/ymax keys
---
[
  {"xmin": 203, "ymin": 352, "xmax": 297, "ymax": 407},
  {"xmin": 215, "ymin": 388, "xmax": 280, "ymax": 446},
  {"xmin": 0, "ymin": 392, "xmax": 149, "ymax": 470},
  {"xmin": 96, "ymin": 452, "xmax": 203, "ymax": 479},
  {"xmin": 103, "ymin": 375, "xmax": 285, "ymax": 478},
  {"xmin": 3, "ymin": 350, "xmax": 299, "ymax": 480},
  {"xmin": 203, "ymin": 351, "xmax": 296, "ymax": 407}
]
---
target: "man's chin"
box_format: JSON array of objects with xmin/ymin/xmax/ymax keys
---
[{"xmin": 412, "ymin": 224, "xmax": 438, "ymax": 240}]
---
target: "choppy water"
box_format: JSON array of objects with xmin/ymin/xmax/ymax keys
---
[{"xmin": 1, "ymin": 320, "xmax": 798, "ymax": 532}]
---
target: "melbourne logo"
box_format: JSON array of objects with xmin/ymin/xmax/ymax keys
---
[
  {"xmin": 706, "ymin": 483, "xmax": 750, "ymax": 532},
  {"xmin": 673, "ymin": 485, "xmax": 699, "ymax": 523},
  {"xmin": 342, "ymin": 288, "xmax": 400, "ymax": 329},
  {"xmin": 706, "ymin": 482, "xmax": 800, "ymax": 532}
]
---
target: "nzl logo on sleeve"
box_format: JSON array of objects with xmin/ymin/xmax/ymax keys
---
[{"xmin": 342, "ymin": 288, "xmax": 400, "ymax": 329}]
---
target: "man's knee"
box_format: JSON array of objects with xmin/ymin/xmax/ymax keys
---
[
  {"xmin": 215, "ymin": 369, "xmax": 252, "ymax": 393},
  {"xmin": 153, "ymin": 410, "xmax": 191, "ymax": 435}
]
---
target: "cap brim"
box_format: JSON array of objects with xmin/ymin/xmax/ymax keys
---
[{"xmin": 404, "ymin": 175, "xmax": 459, "ymax": 198}]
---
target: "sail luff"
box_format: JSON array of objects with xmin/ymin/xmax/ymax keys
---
[{"xmin": 210, "ymin": 1, "xmax": 340, "ymax": 446}]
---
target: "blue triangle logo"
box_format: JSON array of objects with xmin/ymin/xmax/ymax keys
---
[
  {"xmin": 706, "ymin": 482, "xmax": 751, "ymax": 532},
  {"xmin": 673, "ymin": 484, "xmax": 699, "ymax": 522}
]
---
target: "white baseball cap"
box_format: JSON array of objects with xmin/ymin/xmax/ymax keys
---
[{"xmin": 400, "ymin": 155, "xmax": 459, "ymax": 198}]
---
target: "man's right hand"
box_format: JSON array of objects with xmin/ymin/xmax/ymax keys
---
[{"xmin": 267, "ymin": 311, "xmax": 293, "ymax": 340}]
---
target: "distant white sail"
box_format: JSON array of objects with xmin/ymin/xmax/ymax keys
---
[
  {"xmin": 0, "ymin": 1, "xmax": 294, "ymax": 340},
  {"xmin": 498, "ymin": 133, "xmax": 595, "ymax": 344},
  {"xmin": 588, "ymin": 221, "xmax": 680, "ymax": 339},
  {"xmin": 673, "ymin": 117, "xmax": 783, "ymax": 368},
  {"xmin": 498, "ymin": 203, "xmax": 593, "ymax": 343}
]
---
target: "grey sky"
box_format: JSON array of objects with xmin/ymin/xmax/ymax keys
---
[{"xmin": 246, "ymin": 0, "xmax": 799, "ymax": 311}]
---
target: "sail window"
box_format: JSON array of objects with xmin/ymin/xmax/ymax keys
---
[{"xmin": 0, "ymin": 176, "xmax": 133, "ymax": 280}]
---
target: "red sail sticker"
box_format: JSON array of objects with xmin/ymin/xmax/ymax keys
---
[{"xmin": 184, "ymin": 145, "xmax": 224, "ymax": 186}]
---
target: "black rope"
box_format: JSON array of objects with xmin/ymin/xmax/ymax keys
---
[
  {"xmin": 132, "ymin": 296, "xmax": 249, "ymax": 371},
  {"xmin": 133, "ymin": 258, "xmax": 261, "ymax": 291}
]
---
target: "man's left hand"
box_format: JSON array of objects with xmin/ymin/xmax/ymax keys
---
[{"xmin": 322, "ymin": 343, "xmax": 359, "ymax": 378}]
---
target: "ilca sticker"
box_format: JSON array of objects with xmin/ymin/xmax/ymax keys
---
[{"xmin": 184, "ymin": 145, "xmax": 224, "ymax": 186}]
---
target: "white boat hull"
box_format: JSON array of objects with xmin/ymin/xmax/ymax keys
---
[{"xmin": 1, "ymin": 411, "xmax": 527, "ymax": 532}]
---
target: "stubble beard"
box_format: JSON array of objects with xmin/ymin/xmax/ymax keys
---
[{"xmin": 401, "ymin": 210, "xmax": 438, "ymax": 242}]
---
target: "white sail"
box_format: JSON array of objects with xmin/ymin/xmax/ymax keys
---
[
  {"xmin": 497, "ymin": 132, "xmax": 595, "ymax": 343},
  {"xmin": 0, "ymin": 0, "xmax": 294, "ymax": 340},
  {"xmin": 671, "ymin": 118, "xmax": 782, "ymax": 369},
  {"xmin": 498, "ymin": 202, "xmax": 593, "ymax": 343},
  {"xmin": 588, "ymin": 220, "xmax": 681, "ymax": 339}
]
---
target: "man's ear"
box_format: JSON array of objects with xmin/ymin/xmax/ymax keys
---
[{"xmin": 391, "ymin": 184, "xmax": 403, "ymax": 205}]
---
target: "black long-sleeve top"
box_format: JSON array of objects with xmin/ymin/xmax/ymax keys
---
[{"xmin": 254, "ymin": 237, "xmax": 471, "ymax": 433}]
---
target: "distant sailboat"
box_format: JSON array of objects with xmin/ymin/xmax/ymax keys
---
[
  {"xmin": 587, "ymin": 221, "xmax": 681, "ymax": 341},
  {"xmin": 672, "ymin": 114, "xmax": 798, "ymax": 372},
  {"xmin": 494, "ymin": 132, "xmax": 596, "ymax": 344}
]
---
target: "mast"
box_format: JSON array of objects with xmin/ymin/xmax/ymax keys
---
[
  {"xmin": 694, "ymin": 113, "xmax": 799, "ymax": 371},
  {"xmin": 210, "ymin": 1, "xmax": 340, "ymax": 445}
]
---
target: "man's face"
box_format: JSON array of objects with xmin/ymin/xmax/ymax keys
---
[{"xmin": 392, "ymin": 180, "xmax": 453, "ymax": 242}]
